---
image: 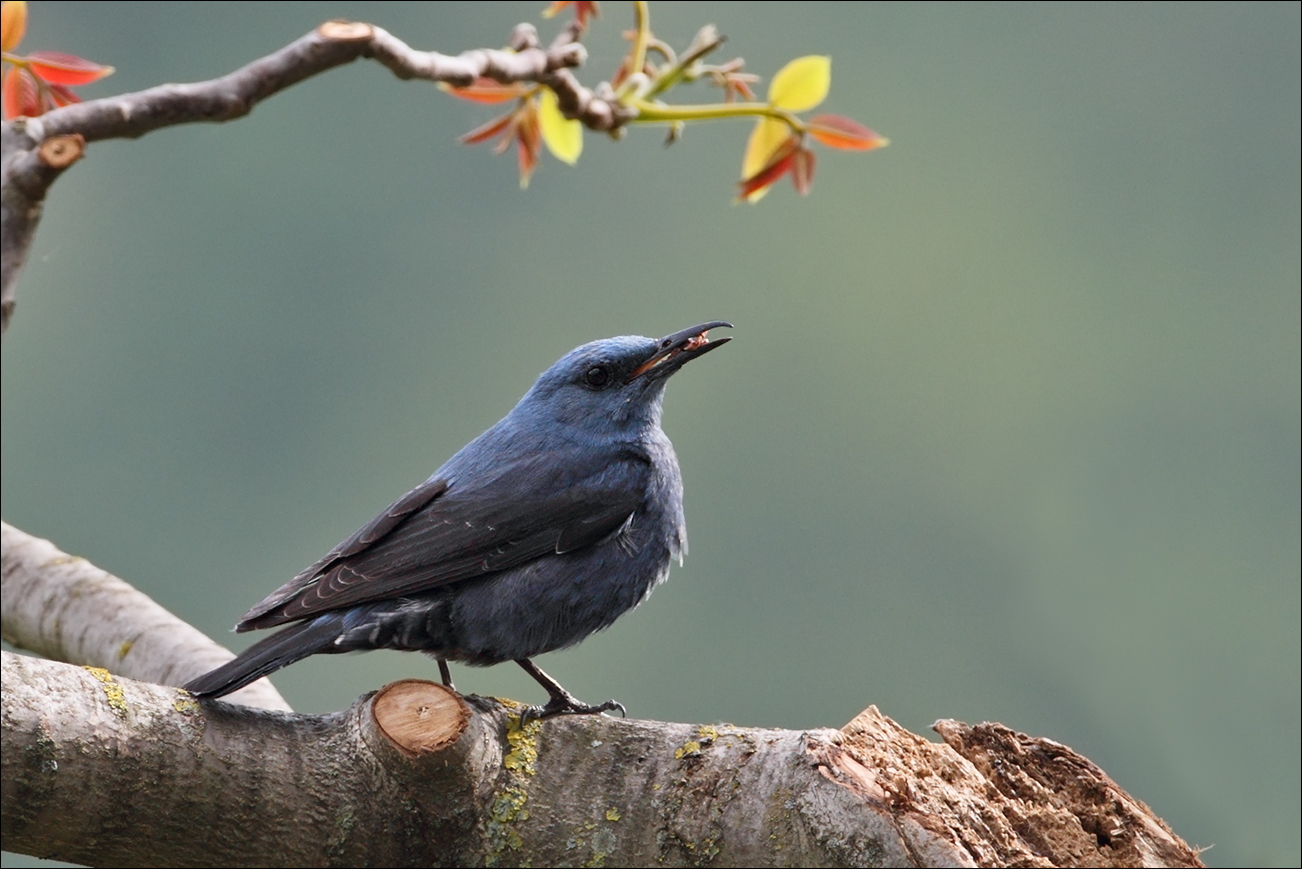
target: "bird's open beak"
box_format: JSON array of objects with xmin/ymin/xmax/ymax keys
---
[{"xmin": 627, "ymin": 321, "xmax": 733, "ymax": 382}]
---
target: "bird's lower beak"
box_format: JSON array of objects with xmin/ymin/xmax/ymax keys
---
[{"xmin": 627, "ymin": 321, "xmax": 733, "ymax": 382}]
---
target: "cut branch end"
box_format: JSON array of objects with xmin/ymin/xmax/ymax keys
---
[
  {"xmin": 371, "ymin": 679, "xmax": 470, "ymax": 757},
  {"xmin": 38, "ymin": 134, "xmax": 84, "ymax": 168},
  {"xmin": 317, "ymin": 20, "xmax": 374, "ymax": 42}
]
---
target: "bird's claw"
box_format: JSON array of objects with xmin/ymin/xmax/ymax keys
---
[{"xmin": 519, "ymin": 697, "xmax": 626, "ymax": 726}]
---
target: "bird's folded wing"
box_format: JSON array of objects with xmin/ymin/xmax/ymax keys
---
[{"xmin": 237, "ymin": 451, "xmax": 650, "ymax": 630}]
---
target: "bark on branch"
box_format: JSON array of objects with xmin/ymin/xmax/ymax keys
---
[
  {"xmin": 0, "ymin": 17, "xmax": 630, "ymax": 334},
  {"xmin": 0, "ymin": 651, "xmax": 1203, "ymax": 868},
  {"xmin": 1, "ymin": 522, "xmax": 289, "ymax": 711}
]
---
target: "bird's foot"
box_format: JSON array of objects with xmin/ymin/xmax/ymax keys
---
[
  {"xmin": 520, "ymin": 694, "xmax": 625, "ymax": 725},
  {"xmin": 515, "ymin": 658, "xmax": 625, "ymax": 725},
  {"xmin": 437, "ymin": 658, "xmax": 456, "ymax": 692}
]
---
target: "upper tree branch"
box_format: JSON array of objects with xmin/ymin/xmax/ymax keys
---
[
  {"xmin": 33, "ymin": 21, "xmax": 623, "ymax": 144},
  {"xmin": 0, "ymin": 18, "xmax": 633, "ymax": 334}
]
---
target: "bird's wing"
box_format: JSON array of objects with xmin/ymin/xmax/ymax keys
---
[{"xmin": 238, "ymin": 449, "xmax": 650, "ymax": 630}]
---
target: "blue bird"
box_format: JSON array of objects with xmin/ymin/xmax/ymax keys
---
[{"xmin": 186, "ymin": 321, "xmax": 731, "ymax": 720}]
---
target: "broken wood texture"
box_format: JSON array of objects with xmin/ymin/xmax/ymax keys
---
[
  {"xmin": 1, "ymin": 651, "xmax": 1203, "ymax": 868},
  {"xmin": 0, "ymin": 17, "xmax": 628, "ymax": 335}
]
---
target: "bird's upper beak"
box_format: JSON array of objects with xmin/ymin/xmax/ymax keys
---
[{"xmin": 627, "ymin": 321, "xmax": 733, "ymax": 382}]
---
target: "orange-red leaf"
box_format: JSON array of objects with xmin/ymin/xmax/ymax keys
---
[
  {"xmin": 459, "ymin": 112, "xmax": 514, "ymax": 145},
  {"xmin": 439, "ymin": 78, "xmax": 527, "ymax": 105},
  {"xmin": 26, "ymin": 51, "xmax": 114, "ymax": 86},
  {"xmin": 737, "ymin": 137, "xmax": 799, "ymax": 201},
  {"xmin": 727, "ymin": 76, "xmax": 757, "ymax": 102},
  {"xmin": 47, "ymin": 82, "xmax": 80, "ymax": 108},
  {"xmin": 741, "ymin": 120, "xmax": 798, "ymax": 203},
  {"xmin": 791, "ymin": 147, "xmax": 816, "ymax": 195},
  {"xmin": 807, "ymin": 114, "xmax": 887, "ymax": 151},
  {"xmin": 1, "ymin": 0, "xmax": 27, "ymax": 53},
  {"xmin": 2, "ymin": 66, "xmax": 42, "ymax": 119},
  {"xmin": 543, "ymin": 1, "xmax": 599, "ymax": 27},
  {"xmin": 516, "ymin": 100, "xmax": 541, "ymax": 188}
]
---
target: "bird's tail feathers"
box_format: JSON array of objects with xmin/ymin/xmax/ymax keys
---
[{"xmin": 184, "ymin": 617, "xmax": 340, "ymax": 699}]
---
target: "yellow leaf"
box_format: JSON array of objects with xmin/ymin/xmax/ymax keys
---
[
  {"xmin": 538, "ymin": 87, "xmax": 582, "ymax": 165},
  {"xmin": 740, "ymin": 117, "xmax": 790, "ymax": 202},
  {"xmin": 742, "ymin": 117, "xmax": 790, "ymax": 179},
  {"xmin": 1, "ymin": 1, "xmax": 28, "ymax": 53},
  {"xmin": 767, "ymin": 55, "xmax": 830, "ymax": 112}
]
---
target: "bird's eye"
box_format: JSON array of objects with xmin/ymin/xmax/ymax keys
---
[{"xmin": 584, "ymin": 365, "xmax": 611, "ymax": 389}]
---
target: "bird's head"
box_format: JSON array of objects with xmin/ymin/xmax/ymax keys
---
[{"xmin": 516, "ymin": 321, "xmax": 732, "ymax": 435}]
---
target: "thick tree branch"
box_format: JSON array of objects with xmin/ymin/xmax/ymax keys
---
[
  {"xmin": 1, "ymin": 522, "xmax": 289, "ymax": 711},
  {"xmin": 0, "ymin": 18, "xmax": 632, "ymax": 335},
  {"xmin": 1, "ymin": 652, "xmax": 1203, "ymax": 868}
]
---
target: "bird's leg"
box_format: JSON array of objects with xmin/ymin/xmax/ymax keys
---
[
  {"xmin": 437, "ymin": 658, "xmax": 456, "ymax": 691},
  {"xmin": 515, "ymin": 659, "xmax": 626, "ymax": 723}
]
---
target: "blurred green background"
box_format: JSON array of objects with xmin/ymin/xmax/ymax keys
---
[{"xmin": 2, "ymin": 2, "xmax": 1297, "ymax": 866}]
